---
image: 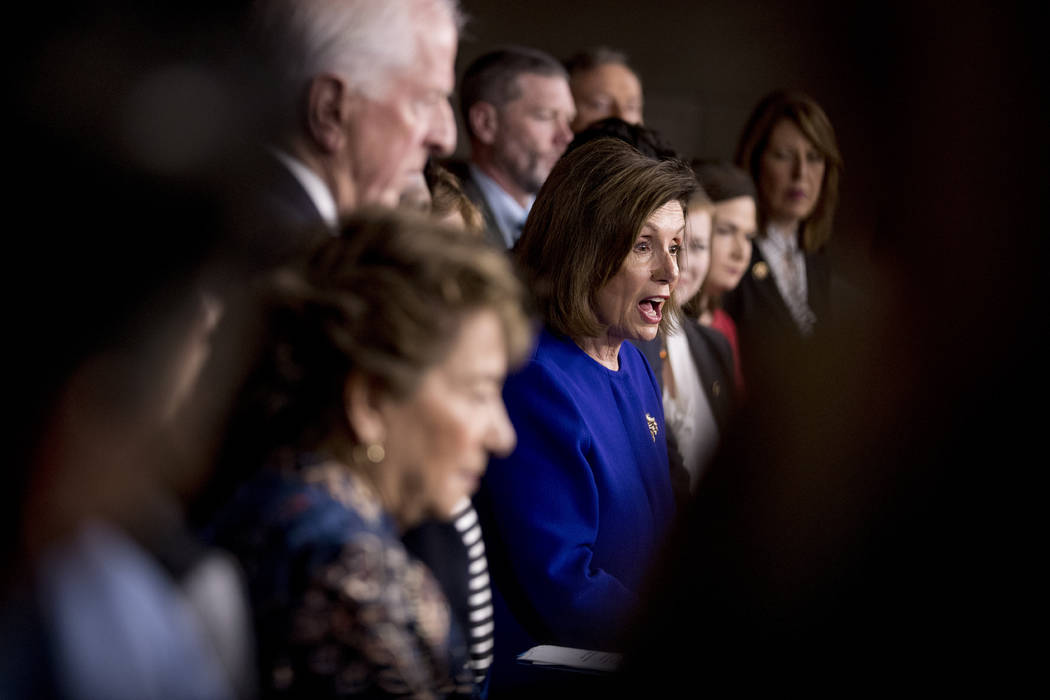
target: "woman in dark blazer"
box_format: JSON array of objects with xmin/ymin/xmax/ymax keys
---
[{"xmin": 725, "ymin": 91, "xmax": 843, "ymax": 388}]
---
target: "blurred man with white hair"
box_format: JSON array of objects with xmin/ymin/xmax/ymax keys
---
[
  {"xmin": 239, "ymin": 4, "xmax": 502, "ymax": 691},
  {"xmin": 252, "ymin": 0, "xmax": 460, "ymax": 233}
]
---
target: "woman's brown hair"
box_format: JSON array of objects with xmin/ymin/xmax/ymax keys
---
[
  {"xmin": 734, "ymin": 90, "xmax": 843, "ymax": 252},
  {"xmin": 425, "ymin": 161, "xmax": 485, "ymax": 235},
  {"xmin": 683, "ymin": 160, "xmax": 757, "ymax": 318},
  {"xmin": 515, "ymin": 138, "xmax": 697, "ymax": 341},
  {"xmin": 217, "ymin": 208, "xmax": 531, "ymax": 474}
]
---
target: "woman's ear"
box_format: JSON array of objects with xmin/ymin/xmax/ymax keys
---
[{"xmin": 344, "ymin": 372, "xmax": 386, "ymax": 446}]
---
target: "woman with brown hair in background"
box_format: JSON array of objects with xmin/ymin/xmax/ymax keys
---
[{"xmin": 726, "ymin": 91, "xmax": 843, "ymax": 387}]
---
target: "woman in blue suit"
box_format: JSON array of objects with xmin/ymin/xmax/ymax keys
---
[{"xmin": 476, "ymin": 138, "xmax": 697, "ymax": 690}]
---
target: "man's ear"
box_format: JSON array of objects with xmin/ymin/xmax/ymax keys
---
[
  {"xmin": 343, "ymin": 372, "xmax": 386, "ymax": 447},
  {"xmin": 468, "ymin": 102, "xmax": 500, "ymax": 146},
  {"xmin": 306, "ymin": 73, "xmax": 353, "ymax": 154}
]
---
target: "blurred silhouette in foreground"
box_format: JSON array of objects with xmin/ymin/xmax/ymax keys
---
[
  {"xmin": 3, "ymin": 5, "xmax": 261, "ymax": 698},
  {"xmin": 619, "ymin": 2, "xmax": 1043, "ymax": 692}
]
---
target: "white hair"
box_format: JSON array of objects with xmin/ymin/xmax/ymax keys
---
[{"xmin": 254, "ymin": 0, "xmax": 462, "ymax": 109}]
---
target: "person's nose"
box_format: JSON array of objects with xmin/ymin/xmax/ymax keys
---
[
  {"xmin": 485, "ymin": 400, "xmax": 517, "ymax": 458},
  {"xmin": 425, "ymin": 99, "xmax": 456, "ymax": 157},
  {"xmin": 553, "ymin": 116, "xmax": 573, "ymax": 150},
  {"xmin": 729, "ymin": 233, "xmax": 746, "ymax": 260},
  {"xmin": 653, "ymin": 248, "xmax": 679, "ymax": 286},
  {"xmin": 791, "ymin": 153, "xmax": 806, "ymax": 180}
]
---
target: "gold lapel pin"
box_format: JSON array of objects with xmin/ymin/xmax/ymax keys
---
[{"xmin": 752, "ymin": 261, "xmax": 769, "ymax": 280}]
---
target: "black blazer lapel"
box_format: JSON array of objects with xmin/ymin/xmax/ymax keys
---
[
  {"xmin": 681, "ymin": 320, "xmax": 734, "ymax": 432},
  {"xmin": 442, "ymin": 160, "xmax": 504, "ymax": 248},
  {"xmin": 261, "ymin": 151, "xmax": 327, "ymax": 230},
  {"xmin": 631, "ymin": 336, "xmax": 664, "ymax": 390},
  {"xmin": 805, "ymin": 247, "xmax": 832, "ymax": 327},
  {"xmin": 748, "ymin": 244, "xmax": 800, "ymax": 335},
  {"xmin": 461, "ymin": 174, "xmax": 504, "ymax": 248}
]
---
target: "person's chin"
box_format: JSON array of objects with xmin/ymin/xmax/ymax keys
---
[
  {"xmin": 782, "ymin": 202, "xmax": 814, "ymax": 221},
  {"xmin": 523, "ymin": 172, "xmax": 547, "ymax": 194},
  {"xmin": 359, "ymin": 184, "xmax": 401, "ymax": 208},
  {"xmin": 430, "ymin": 497, "xmax": 460, "ymax": 522},
  {"xmin": 455, "ymin": 468, "xmax": 483, "ymax": 498},
  {"xmin": 716, "ymin": 271, "xmax": 742, "ymax": 290},
  {"xmin": 535, "ymin": 159, "xmax": 559, "ymax": 184},
  {"xmin": 632, "ymin": 325, "xmax": 659, "ymax": 342}
]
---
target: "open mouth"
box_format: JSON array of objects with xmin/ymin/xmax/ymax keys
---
[{"xmin": 638, "ymin": 297, "xmax": 665, "ymax": 323}]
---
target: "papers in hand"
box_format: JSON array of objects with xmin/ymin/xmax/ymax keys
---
[{"xmin": 516, "ymin": 645, "xmax": 622, "ymax": 674}]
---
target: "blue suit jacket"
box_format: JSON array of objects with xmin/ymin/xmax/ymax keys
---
[{"xmin": 476, "ymin": 328, "xmax": 675, "ymax": 684}]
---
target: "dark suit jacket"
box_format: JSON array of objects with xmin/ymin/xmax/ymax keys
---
[
  {"xmin": 229, "ymin": 150, "xmax": 331, "ymax": 273},
  {"xmin": 722, "ymin": 241, "xmax": 832, "ymax": 389},
  {"xmin": 442, "ymin": 160, "xmax": 508, "ymax": 250},
  {"xmin": 631, "ymin": 320, "xmax": 735, "ymax": 505},
  {"xmin": 260, "ymin": 155, "xmax": 327, "ymax": 231}
]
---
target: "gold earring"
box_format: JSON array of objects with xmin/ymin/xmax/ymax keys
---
[
  {"xmin": 352, "ymin": 440, "xmax": 385, "ymax": 465},
  {"xmin": 365, "ymin": 443, "xmax": 385, "ymax": 464}
]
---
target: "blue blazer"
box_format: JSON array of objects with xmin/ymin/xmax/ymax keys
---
[{"xmin": 477, "ymin": 328, "xmax": 675, "ymax": 660}]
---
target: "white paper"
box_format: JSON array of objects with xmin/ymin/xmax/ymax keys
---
[{"xmin": 517, "ymin": 645, "xmax": 622, "ymax": 673}]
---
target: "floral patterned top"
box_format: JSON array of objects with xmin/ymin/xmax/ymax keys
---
[{"xmin": 208, "ymin": 457, "xmax": 475, "ymax": 698}]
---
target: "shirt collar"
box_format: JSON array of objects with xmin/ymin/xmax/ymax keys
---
[
  {"xmin": 469, "ymin": 164, "xmax": 534, "ymax": 247},
  {"xmin": 761, "ymin": 223, "xmax": 800, "ymax": 255},
  {"xmin": 270, "ymin": 147, "xmax": 339, "ymax": 231}
]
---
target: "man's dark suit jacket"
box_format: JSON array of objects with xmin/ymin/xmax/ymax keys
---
[
  {"xmin": 441, "ymin": 160, "xmax": 508, "ymax": 250},
  {"xmin": 228, "ymin": 151, "xmax": 330, "ymax": 273}
]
